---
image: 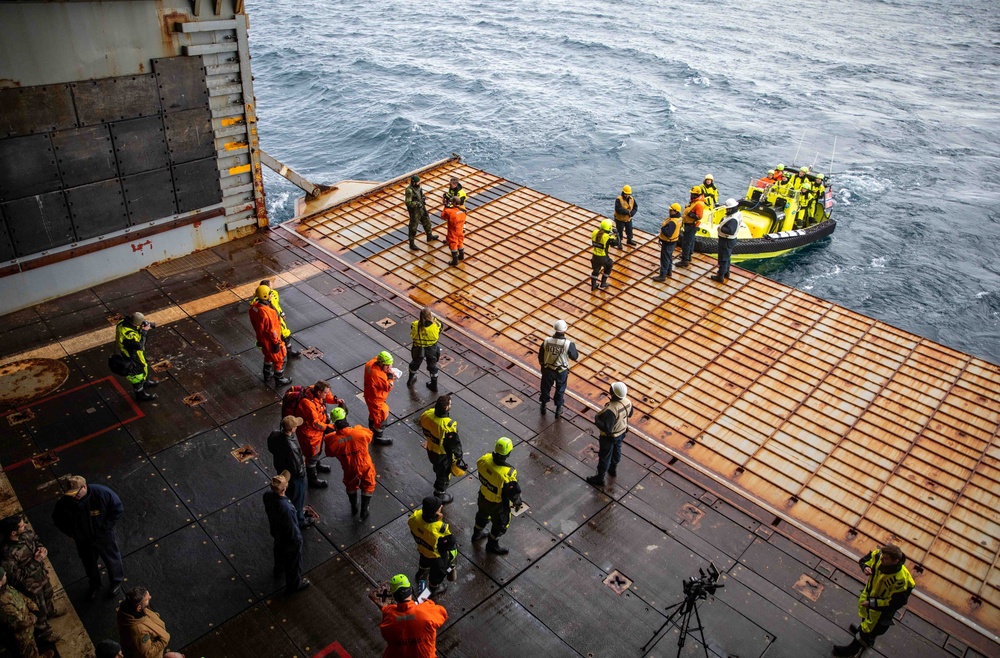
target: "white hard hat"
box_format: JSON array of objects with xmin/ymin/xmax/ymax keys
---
[
  {"xmin": 554, "ymin": 319, "xmax": 568, "ymax": 333},
  {"xmin": 610, "ymin": 382, "xmax": 627, "ymax": 399},
  {"xmin": 725, "ymin": 198, "xmax": 739, "ymax": 209}
]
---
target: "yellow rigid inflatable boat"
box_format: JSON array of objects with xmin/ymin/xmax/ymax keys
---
[{"xmin": 694, "ymin": 167, "xmax": 835, "ymax": 262}]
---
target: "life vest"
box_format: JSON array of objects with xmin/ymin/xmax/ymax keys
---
[
  {"xmin": 702, "ymin": 184, "xmax": 719, "ymax": 207},
  {"xmin": 420, "ymin": 408, "xmax": 457, "ymax": 456},
  {"xmin": 411, "ymin": 319, "xmax": 441, "ymax": 348},
  {"xmin": 444, "ymin": 185, "xmax": 467, "ymax": 207},
  {"xmin": 683, "ymin": 199, "xmax": 704, "ymax": 225},
  {"xmin": 408, "ymin": 510, "xmax": 451, "ymax": 559},
  {"xmin": 540, "ymin": 336, "xmax": 571, "ymax": 371},
  {"xmin": 600, "ymin": 398, "xmax": 633, "ymax": 437},
  {"xmin": 477, "ymin": 453, "xmax": 517, "ymax": 504},
  {"xmin": 718, "ymin": 211, "xmax": 744, "ymax": 240},
  {"xmin": 858, "ymin": 551, "xmax": 915, "ymax": 632},
  {"xmin": 591, "ymin": 229, "xmax": 613, "ymax": 256},
  {"xmin": 659, "ymin": 216, "xmax": 681, "ymax": 242},
  {"xmin": 614, "ymin": 195, "xmax": 635, "ymax": 222},
  {"xmin": 251, "ymin": 289, "xmax": 290, "ymax": 339}
]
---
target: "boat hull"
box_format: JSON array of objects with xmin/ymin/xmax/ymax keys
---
[{"xmin": 693, "ymin": 218, "xmax": 837, "ymax": 262}]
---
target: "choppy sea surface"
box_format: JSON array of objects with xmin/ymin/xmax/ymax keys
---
[{"xmin": 246, "ymin": 0, "xmax": 1000, "ymax": 364}]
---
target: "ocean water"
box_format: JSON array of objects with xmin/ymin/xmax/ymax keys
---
[{"xmin": 246, "ymin": 0, "xmax": 1000, "ymax": 364}]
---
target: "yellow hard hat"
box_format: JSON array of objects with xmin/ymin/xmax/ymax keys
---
[
  {"xmin": 330, "ymin": 407, "xmax": 347, "ymax": 422},
  {"xmin": 622, "ymin": 185, "xmax": 632, "ymax": 195},
  {"xmin": 600, "ymin": 219, "xmax": 613, "ymax": 232},
  {"xmin": 390, "ymin": 574, "xmax": 411, "ymax": 593},
  {"xmin": 801, "ymin": 180, "xmax": 812, "ymax": 190},
  {"xmin": 495, "ymin": 437, "xmax": 513, "ymax": 456},
  {"xmin": 776, "ymin": 164, "xmax": 785, "ymax": 171},
  {"xmin": 800, "ymin": 166, "xmax": 809, "ymax": 173},
  {"xmin": 255, "ymin": 284, "xmax": 270, "ymax": 300},
  {"xmin": 704, "ymin": 174, "xmax": 713, "ymax": 181},
  {"xmin": 377, "ymin": 351, "xmax": 394, "ymax": 366},
  {"xmin": 816, "ymin": 173, "xmax": 825, "ymax": 180},
  {"xmin": 669, "ymin": 203, "xmax": 682, "ymax": 213},
  {"xmin": 690, "ymin": 185, "xmax": 703, "ymax": 195}
]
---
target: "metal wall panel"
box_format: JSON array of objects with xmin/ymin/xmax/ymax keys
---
[
  {"xmin": 0, "ymin": 85, "xmax": 77, "ymax": 139},
  {"xmin": 71, "ymin": 74, "xmax": 160, "ymax": 126},
  {"xmin": 163, "ymin": 107, "xmax": 215, "ymax": 164},
  {"xmin": 0, "ymin": 134, "xmax": 61, "ymax": 201},
  {"xmin": 173, "ymin": 157, "xmax": 222, "ymax": 213},
  {"xmin": 152, "ymin": 56, "xmax": 210, "ymax": 113},
  {"xmin": 2, "ymin": 191, "xmax": 75, "ymax": 255},
  {"xmin": 52, "ymin": 125, "xmax": 117, "ymax": 188},
  {"xmin": 110, "ymin": 116, "xmax": 169, "ymax": 176},
  {"xmin": 123, "ymin": 168, "xmax": 177, "ymax": 225},
  {"xmin": 66, "ymin": 179, "xmax": 128, "ymax": 240}
]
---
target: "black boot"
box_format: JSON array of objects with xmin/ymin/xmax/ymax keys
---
[
  {"xmin": 287, "ymin": 347, "xmax": 302, "ymax": 358},
  {"xmin": 135, "ymin": 386, "xmax": 157, "ymax": 402},
  {"xmin": 426, "ymin": 232, "xmax": 440, "ymax": 242},
  {"xmin": 347, "ymin": 492, "xmax": 358, "ymax": 516},
  {"xmin": 540, "ymin": 401, "xmax": 546, "ymax": 415},
  {"xmin": 359, "ymin": 494, "xmax": 371, "ymax": 521},
  {"xmin": 144, "ymin": 378, "xmax": 160, "ymax": 388},
  {"xmin": 486, "ymin": 536, "xmax": 509, "ymax": 555},
  {"xmin": 316, "ymin": 460, "xmax": 332, "ymax": 474},
  {"xmin": 599, "ymin": 275, "xmax": 610, "ymax": 290},
  {"xmin": 372, "ymin": 429, "xmax": 393, "ymax": 446},
  {"xmin": 435, "ymin": 491, "xmax": 454, "ymax": 505},
  {"xmin": 586, "ymin": 474, "xmax": 605, "ymax": 487},
  {"xmin": 273, "ymin": 370, "xmax": 292, "ymax": 386},
  {"xmin": 832, "ymin": 639, "xmax": 863, "ymax": 657},
  {"xmin": 590, "ymin": 276, "xmax": 599, "ymax": 291},
  {"xmin": 263, "ymin": 363, "xmax": 273, "ymax": 383},
  {"xmin": 307, "ymin": 466, "xmax": 328, "ymax": 489},
  {"xmin": 450, "ymin": 251, "xmax": 459, "ymax": 266},
  {"xmin": 471, "ymin": 528, "xmax": 487, "ymax": 542},
  {"xmin": 407, "ymin": 371, "xmax": 417, "ymax": 387},
  {"xmin": 554, "ymin": 405, "xmax": 563, "ymax": 419},
  {"xmin": 607, "ymin": 466, "xmax": 617, "ymax": 477},
  {"xmin": 426, "ymin": 376, "xmax": 438, "ymax": 392},
  {"xmin": 458, "ymin": 248, "xmax": 465, "ymax": 261},
  {"xmin": 711, "ymin": 274, "xmax": 725, "ymax": 283},
  {"xmin": 409, "ymin": 234, "xmax": 421, "ymax": 251}
]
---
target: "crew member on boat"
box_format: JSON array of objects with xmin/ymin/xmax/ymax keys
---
[{"xmin": 701, "ymin": 174, "xmax": 719, "ymax": 209}]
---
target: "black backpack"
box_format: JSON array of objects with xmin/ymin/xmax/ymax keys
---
[{"xmin": 108, "ymin": 353, "xmax": 135, "ymax": 376}]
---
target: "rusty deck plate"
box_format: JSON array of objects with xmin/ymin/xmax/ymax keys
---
[{"xmin": 293, "ymin": 159, "xmax": 1000, "ymax": 632}]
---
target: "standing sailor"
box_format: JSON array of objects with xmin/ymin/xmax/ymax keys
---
[
  {"xmin": 420, "ymin": 395, "xmax": 466, "ymax": 505},
  {"xmin": 701, "ymin": 174, "xmax": 719, "ymax": 209},
  {"xmin": 253, "ymin": 280, "xmax": 301, "ymax": 358},
  {"xmin": 471, "ymin": 438, "xmax": 522, "ymax": 556},
  {"xmin": 249, "ymin": 284, "xmax": 291, "ymax": 386},
  {"xmin": 653, "ymin": 203, "xmax": 682, "ymax": 281},
  {"xmin": 613, "ymin": 185, "xmax": 638, "ymax": 247},
  {"xmin": 586, "ymin": 382, "xmax": 633, "ymax": 487},
  {"xmin": 408, "ymin": 497, "xmax": 457, "ymax": 597},
  {"xmin": 365, "ymin": 351, "xmax": 397, "ymax": 446},
  {"xmin": 408, "ymin": 308, "xmax": 443, "ymax": 391},
  {"xmin": 678, "ymin": 187, "xmax": 706, "ymax": 268},
  {"xmin": 442, "ymin": 176, "xmax": 467, "ymax": 208},
  {"xmin": 590, "ymin": 218, "xmax": 618, "ymax": 291},
  {"xmin": 442, "ymin": 197, "xmax": 467, "ymax": 267},
  {"xmin": 405, "ymin": 175, "xmax": 439, "ymax": 251},
  {"xmin": 712, "ymin": 198, "xmax": 744, "ymax": 283},
  {"xmin": 115, "ymin": 312, "xmax": 159, "ymax": 401},
  {"xmin": 538, "ymin": 319, "xmax": 579, "ymax": 419}
]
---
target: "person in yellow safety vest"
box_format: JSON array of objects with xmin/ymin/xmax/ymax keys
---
[
  {"xmin": 421, "ymin": 394, "xmax": 467, "ymax": 505},
  {"xmin": 408, "ymin": 307, "xmax": 443, "ymax": 391},
  {"xmin": 701, "ymin": 174, "xmax": 719, "ymax": 209},
  {"xmin": 590, "ymin": 218, "xmax": 618, "ymax": 291},
  {"xmin": 678, "ymin": 186, "xmax": 706, "ymax": 267},
  {"xmin": 774, "ymin": 163, "xmax": 791, "ymax": 195},
  {"xmin": 115, "ymin": 312, "xmax": 159, "ymax": 401},
  {"xmin": 787, "ymin": 165, "xmax": 811, "ymax": 191},
  {"xmin": 833, "ymin": 544, "xmax": 915, "ymax": 657},
  {"xmin": 408, "ymin": 496, "xmax": 457, "ymax": 597},
  {"xmin": 586, "ymin": 382, "xmax": 634, "ymax": 487},
  {"xmin": 442, "ymin": 177, "xmax": 467, "ymax": 209},
  {"xmin": 811, "ymin": 173, "xmax": 827, "ymax": 224},
  {"xmin": 471, "ymin": 438, "xmax": 522, "ymax": 556},
  {"xmin": 613, "ymin": 185, "xmax": 639, "ymax": 247},
  {"xmin": 252, "ymin": 280, "xmax": 301, "ymax": 358},
  {"xmin": 653, "ymin": 203, "xmax": 682, "ymax": 281},
  {"xmin": 795, "ymin": 180, "xmax": 814, "ymax": 228}
]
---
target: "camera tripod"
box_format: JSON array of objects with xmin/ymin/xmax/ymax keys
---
[{"xmin": 641, "ymin": 589, "xmax": 712, "ymax": 658}]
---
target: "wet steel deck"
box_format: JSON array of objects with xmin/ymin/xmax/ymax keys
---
[
  {"xmin": 295, "ymin": 158, "xmax": 1000, "ymax": 641},
  {"xmin": 0, "ymin": 160, "xmax": 995, "ymax": 657}
]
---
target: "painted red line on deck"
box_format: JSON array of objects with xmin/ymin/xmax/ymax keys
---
[
  {"xmin": 312, "ymin": 641, "xmax": 351, "ymax": 658},
  {"xmin": 5, "ymin": 376, "xmax": 146, "ymax": 471}
]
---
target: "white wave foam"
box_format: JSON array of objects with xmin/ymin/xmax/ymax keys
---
[{"xmin": 870, "ymin": 257, "xmax": 887, "ymax": 268}]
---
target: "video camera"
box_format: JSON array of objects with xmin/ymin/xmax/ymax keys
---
[{"xmin": 681, "ymin": 562, "xmax": 723, "ymax": 600}]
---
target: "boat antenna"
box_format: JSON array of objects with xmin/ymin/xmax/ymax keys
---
[
  {"xmin": 792, "ymin": 130, "xmax": 805, "ymax": 166},
  {"xmin": 829, "ymin": 136, "xmax": 837, "ymax": 175},
  {"xmin": 811, "ymin": 151, "xmax": 820, "ymax": 168}
]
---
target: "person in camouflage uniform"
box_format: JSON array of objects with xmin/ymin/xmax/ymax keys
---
[
  {"xmin": 0, "ymin": 566, "xmax": 53, "ymax": 658},
  {"xmin": 404, "ymin": 175, "xmax": 439, "ymax": 251},
  {"xmin": 0, "ymin": 515, "xmax": 59, "ymax": 643}
]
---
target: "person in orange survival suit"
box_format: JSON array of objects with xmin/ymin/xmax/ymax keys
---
[
  {"xmin": 248, "ymin": 284, "xmax": 291, "ymax": 386},
  {"xmin": 295, "ymin": 381, "xmax": 343, "ymax": 489},
  {"xmin": 323, "ymin": 406, "xmax": 377, "ymax": 521},
  {"xmin": 442, "ymin": 197, "xmax": 467, "ymax": 267},
  {"xmin": 379, "ymin": 574, "xmax": 447, "ymax": 658},
  {"xmin": 364, "ymin": 351, "xmax": 397, "ymax": 446}
]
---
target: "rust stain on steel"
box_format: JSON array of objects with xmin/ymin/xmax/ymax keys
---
[
  {"xmin": 291, "ymin": 160, "xmax": 1000, "ymax": 632},
  {"xmin": 0, "ymin": 359, "xmax": 71, "ymax": 410},
  {"xmin": 793, "ymin": 574, "xmax": 825, "ymax": 602},
  {"xmin": 31, "ymin": 451, "xmax": 59, "ymax": 469},
  {"xmin": 231, "ymin": 445, "xmax": 257, "ymax": 463},
  {"xmin": 183, "ymin": 392, "xmax": 207, "ymax": 407},
  {"xmin": 677, "ymin": 503, "xmax": 704, "ymax": 526},
  {"xmin": 603, "ymin": 570, "xmax": 633, "ymax": 595}
]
